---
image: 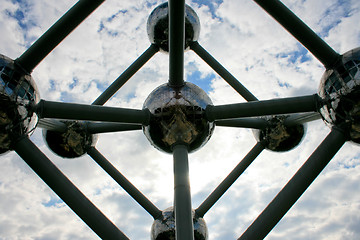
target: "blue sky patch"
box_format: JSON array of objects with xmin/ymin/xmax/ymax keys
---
[
  {"xmin": 42, "ymin": 197, "xmax": 63, "ymax": 207},
  {"xmin": 186, "ymin": 70, "xmax": 215, "ymax": 93},
  {"xmin": 276, "ymin": 44, "xmax": 311, "ymax": 64},
  {"xmin": 69, "ymin": 77, "xmax": 79, "ymax": 90},
  {"xmin": 192, "ymin": 0, "xmax": 223, "ymax": 19}
]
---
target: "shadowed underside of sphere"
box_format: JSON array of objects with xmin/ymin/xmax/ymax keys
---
[
  {"xmin": 43, "ymin": 121, "xmax": 97, "ymax": 158},
  {"xmin": 253, "ymin": 116, "xmax": 305, "ymax": 152},
  {"xmin": 151, "ymin": 207, "xmax": 208, "ymax": 240},
  {"xmin": 143, "ymin": 82, "xmax": 214, "ymax": 153},
  {"xmin": 318, "ymin": 47, "xmax": 360, "ymax": 143},
  {"xmin": 147, "ymin": 2, "xmax": 200, "ymax": 52},
  {"xmin": 0, "ymin": 54, "xmax": 39, "ymax": 154}
]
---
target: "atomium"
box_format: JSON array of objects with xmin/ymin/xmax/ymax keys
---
[
  {"xmin": 1, "ymin": 0, "xmax": 360, "ymax": 239},
  {"xmin": 0, "ymin": 54, "xmax": 39, "ymax": 154},
  {"xmin": 143, "ymin": 82, "xmax": 214, "ymax": 153},
  {"xmin": 147, "ymin": 2, "xmax": 200, "ymax": 52},
  {"xmin": 151, "ymin": 207, "xmax": 208, "ymax": 240},
  {"xmin": 319, "ymin": 47, "xmax": 360, "ymax": 143}
]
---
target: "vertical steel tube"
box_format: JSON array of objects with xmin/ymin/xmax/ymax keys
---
[
  {"xmin": 15, "ymin": 0, "xmax": 104, "ymax": 73},
  {"xmin": 190, "ymin": 41, "xmax": 258, "ymax": 102},
  {"xmin": 238, "ymin": 127, "xmax": 347, "ymax": 240},
  {"xmin": 168, "ymin": 0, "xmax": 185, "ymax": 87},
  {"xmin": 13, "ymin": 137, "xmax": 129, "ymax": 240},
  {"xmin": 87, "ymin": 147, "xmax": 162, "ymax": 219},
  {"xmin": 196, "ymin": 142, "xmax": 265, "ymax": 217},
  {"xmin": 253, "ymin": 0, "xmax": 340, "ymax": 68},
  {"xmin": 92, "ymin": 44, "xmax": 159, "ymax": 105},
  {"xmin": 173, "ymin": 145, "xmax": 194, "ymax": 240}
]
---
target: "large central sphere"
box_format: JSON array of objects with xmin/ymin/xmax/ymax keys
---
[
  {"xmin": 0, "ymin": 54, "xmax": 39, "ymax": 154},
  {"xmin": 143, "ymin": 82, "xmax": 214, "ymax": 153},
  {"xmin": 318, "ymin": 47, "xmax": 360, "ymax": 143}
]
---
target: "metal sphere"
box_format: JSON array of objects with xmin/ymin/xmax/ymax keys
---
[
  {"xmin": 143, "ymin": 82, "xmax": 214, "ymax": 153},
  {"xmin": 43, "ymin": 121, "xmax": 98, "ymax": 158},
  {"xmin": 151, "ymin": 207, "xmax": 208, "ymax": 240},
  {"xmin": 147, "ymin": 2, "xmax": 200, "ymax": 52},
  {"xmin": 253, "ymin": 116, "xmax": 305, "ymax": 152},
  {"xmin": 0, "ymin": 54, "xmax": 39, "ymax": 154},
  {"xmin": 318, "ymin": 47, "xmax": 360, "ymax": 143}
]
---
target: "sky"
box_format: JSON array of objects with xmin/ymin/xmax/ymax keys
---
[{"xmin": 0, "ymin": 0, "xmax": 360, "ymax": 239}]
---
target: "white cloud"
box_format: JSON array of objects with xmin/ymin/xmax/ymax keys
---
[{"xmin": 0, "ymin": 0, "xmax": 359, "ymax": 239}]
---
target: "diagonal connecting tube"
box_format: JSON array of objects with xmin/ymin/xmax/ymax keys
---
[
  {"xmin": 238, "ymin": 127, "xmax": 347, "ymax": 240},
  {"xmin": 15, "ymin": 0, "xmax": 104, "ymax": 73},
  {"xmin": 252, "ymin": 0, "xmax": 340, "ymax": 68},
  {"xmin": 13, "ymin": 137, "xmax": 129, "ymax": 240}
]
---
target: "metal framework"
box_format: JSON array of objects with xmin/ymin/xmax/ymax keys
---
[{"xmin": 1, "ymin": 0, "xmax": 358, "ymax": 239}]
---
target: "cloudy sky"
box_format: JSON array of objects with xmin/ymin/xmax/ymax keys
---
[{"xmin": 1, "ymin": 0, "xmax": 360, "ymax": 239}]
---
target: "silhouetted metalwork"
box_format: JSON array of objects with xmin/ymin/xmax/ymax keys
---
[
  {"xmin": 87, "ymin": 147, "xmax": 162, "ymax": 219},
  {"xmin": 92, "ymin": 44, "xmax": 159, "ymax": 106},
  {"xmin": 253, "ymin": 0, "xmax": 340, "ymax": 69},
  {"xmin": 196, "ymin": 142, "xmax": 265, "ymax": 217},
  {"xmin": 15, "ymin": 0, "xmax": 105, "ymax": 73},
  {"xmin": 13, "ymin": 137, "xmax": 129, "ymax": 240},
  {"xmin": 172, "ymin": 144, "xmax": 194, "ymax": 240},
  {"xmin": 190, "ymin": 41, "xmax": 258, "ymax": 102},
  {"xmin": 1, "ymin": 0, "xmax": 359, "ymax": 239},
  {"xmin": 238, "ymin": 127, "xmax": 347, "ymax": 240}
]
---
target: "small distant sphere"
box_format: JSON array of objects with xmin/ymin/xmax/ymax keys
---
[
  {"xmin": 318, "ymin": 47, "xmax": 360, "ymax": 143},
  {"xmin": 0, "ymin": 54, "xmax": 39, "ymax": 154},
  {"xmin": 253, "ymin": 116, "xmax": 305, "ymax": 152},
  {"xmin": 151, "ymin": 207, "xmax": 208, "ymax": 240},
  {"xmin": 147, "ymin": 2, "xmax": 200, "ymax": 52},
  {"xmin": 43, "ymin": 121, "xmax": 98, "ymax": 158},
  {"xmin": 143, "ymin": 82, "xmax": 214, "ymax": 153}
]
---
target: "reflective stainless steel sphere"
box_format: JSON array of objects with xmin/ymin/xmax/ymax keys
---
[
  {"xmin": 143, "ymin": 82, "xmax": 214, "ymax": 153},
  {"xmin": 318, "ymin": 47, "xmax": 360, "ymax": 143},
  {"xmin": 43, "ymin": 121, "xmax": 97, "ymax": 158},
  {"xmin": 147, "ymin": 2, "xmax": 200, "ymax": 52},
  {"xmin": 151, "ymin": 207, "xmax": 208, "ymax": 240},
  {"xmin": 253, "ymin": 116, "xmax": 305, "ymax": 152},
  {"xmin": 0, "ymin": 54, "xmax": 39, "ymax": 154}
]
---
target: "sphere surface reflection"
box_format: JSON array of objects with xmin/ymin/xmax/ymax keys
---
[
  {"xmin": 151, "ymin": 207, "xmax": 208, "ymax": 240},
  {"xmin": 253, "ymin": 116, "xmax": 305, "ymax": 152},
  {"xmin": 318, "ymin": 47, "xmax": 360, "ymax": 143},
  {"xmin": 143, "ymin": 82, "xmax": 214, "ymax": 153},
  {"xmin": 147, "ymin": 2, "xmax": 200, "ymax": 52},
  {"xmin": 0, "ymin": 54, "xmax": 39, "ymax": 154},
  {"xmin": 43, "ymin": 121, "xmax": 98, "ymax": 158}
]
